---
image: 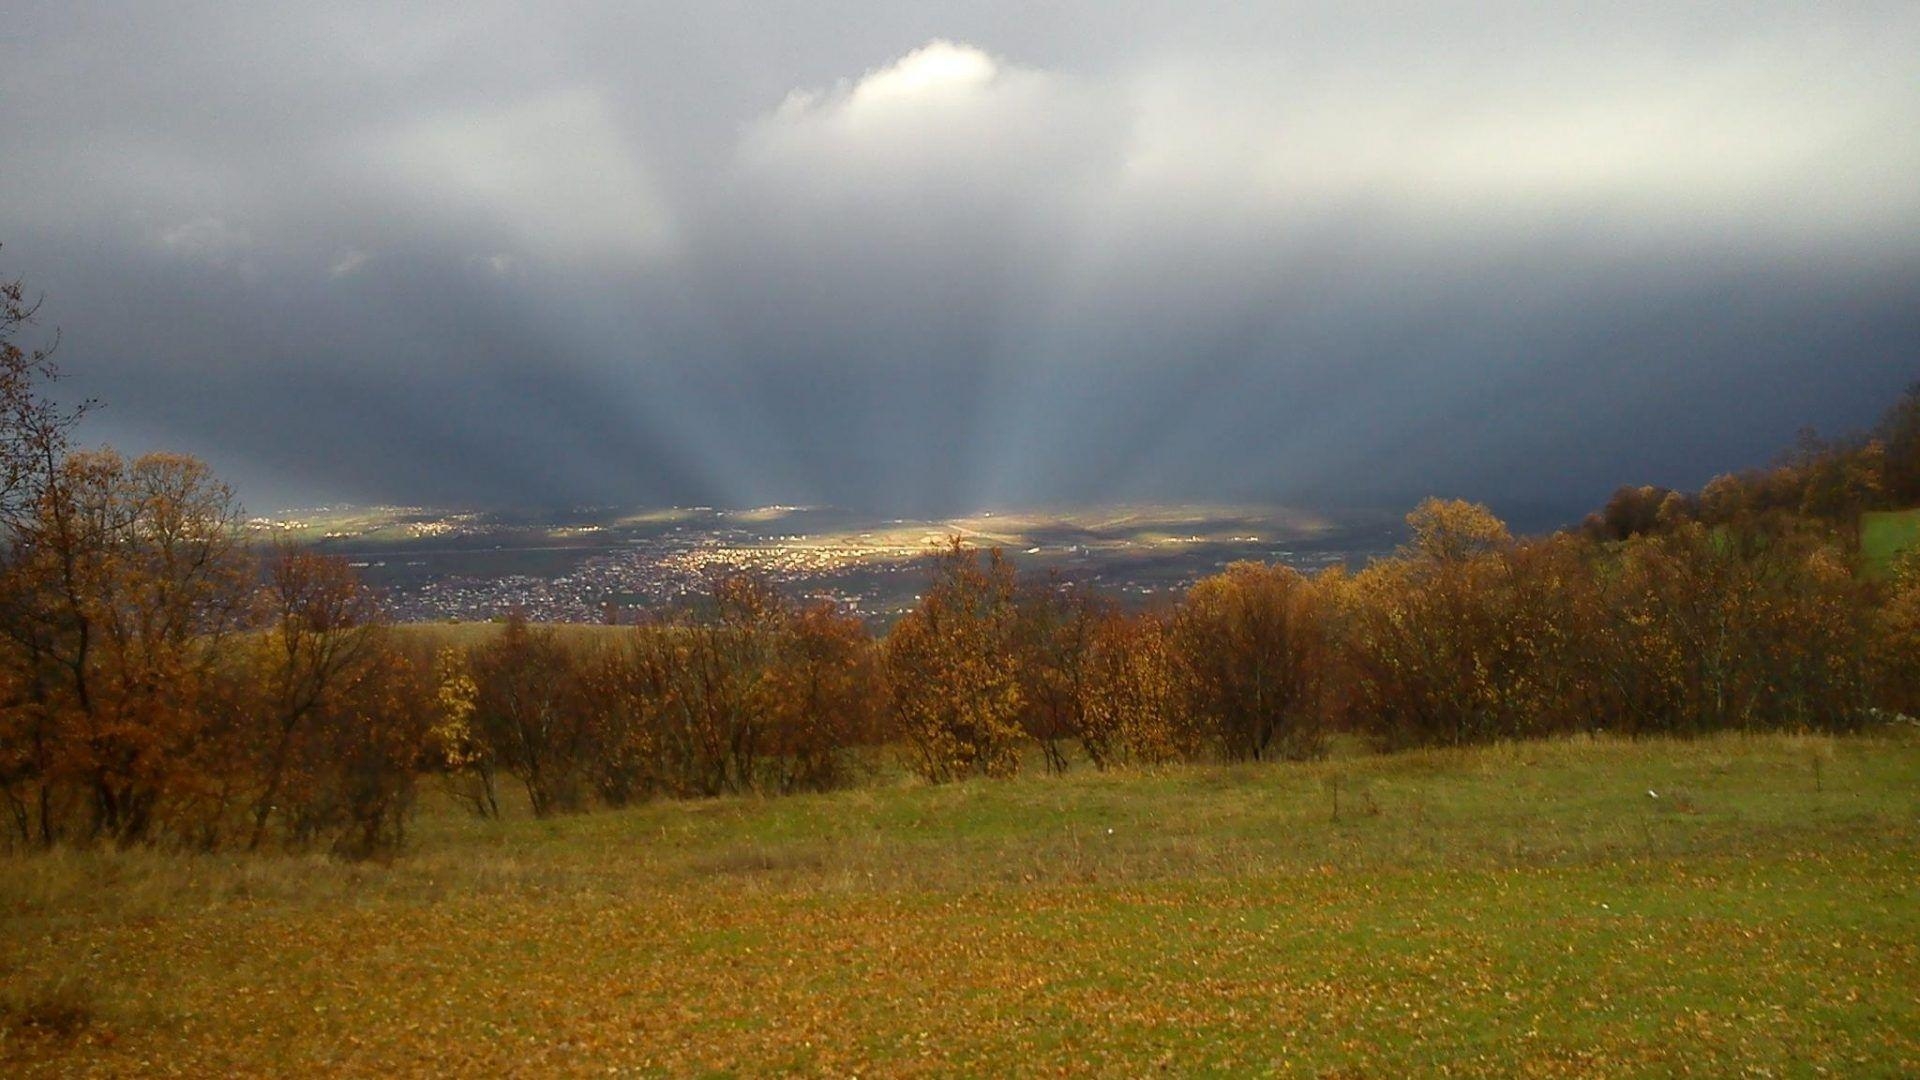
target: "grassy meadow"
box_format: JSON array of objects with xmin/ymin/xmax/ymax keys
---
[
  {"xmin": 3, "ymin": 729, "xmax": 1917, "ymax": 1077},
  {"xmin": 1863, "ymin": 508, "xmax": 1920, "ymax": 575}
]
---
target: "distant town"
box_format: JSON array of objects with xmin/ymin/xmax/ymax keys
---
[{"xmin": 248, "ymin": 503, "xmax": 1398, "ymax": 625}]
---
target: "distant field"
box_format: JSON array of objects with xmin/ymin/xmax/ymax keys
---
[
  {"xmin": 4, "ymin": 730, "xmax": 1917, "ymax": 1076},
  {"xmin": 1863, "ymin": 508, "xmax": 1920, "ymax": 574}
]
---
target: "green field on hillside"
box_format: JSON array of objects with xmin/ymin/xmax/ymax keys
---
[
  {"xmin": 1863, "ymin": 508, "xmax": 1920, "ymax": 575},
  {"xmin": 4, "ymin": 730, "xmax": 1917, "ymax": 1076}
]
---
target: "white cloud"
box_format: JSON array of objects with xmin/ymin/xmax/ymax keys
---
[
  {"xmin": 743, "ymin": 39, "xmax": 1107, "ymax": 173},
  {"xmin": 845, "ymin": 39, "xmax": 999, "ymax": 108},
  {"xmin": 771, "ymin": 40, "xmax": 1002, "ymax": 124}
]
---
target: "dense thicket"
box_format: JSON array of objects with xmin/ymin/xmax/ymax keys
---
[{"xmin": 1, "ymin": 254, "xmax": 1914, "ymax": 854}]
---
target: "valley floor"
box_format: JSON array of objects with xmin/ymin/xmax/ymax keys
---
[{"xmin": 3, "ymin": 731, "xmax": 1917, "ymax": 1076}]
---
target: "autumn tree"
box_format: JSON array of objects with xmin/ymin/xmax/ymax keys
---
[
  {"xmin": 220, "ymin": 546, "xmax": 434, "ymax": 857},
  {"xmin": 466, "ymin": 615, "xmax": 592, "ymax": 817},
  {"xmin": 1341, "ymin": 501, "xmax": 1596, "ymax": 747},
  {"xmin": 242, "ymin": 546, "xmax": 387, "ymax": 849},
  {"xmin": 1696, "ymin": 473, "xmax": 1753, "ymax": 527},
  {"xmin": 1078, "ymin": 611, "xmax": 1196, "ymax": 768},
  {"xmin": 0, "ymin": 449, "xmax": 251, "ymax": 845},
  {"xmin": 0, "ymin": 247, "xmax": 89, "ymax": 525},
  {"xmin": 263, "ymin": 641, "xmax": 434, "ymax": 858},
  {"xmin": 1870, "ymin": 550, "xmax": 1920, "ymax": 716},
  {"xmin": 427, "ymin": 645, "xmax": 499, "ymax": 817},
  {"xmin": 583, "ymin": 613, "xmax": 753, "ymax": 804},
  {"xmin": 0, "ymin": 254, "xmax": 436, "ymax": 854},
  {"xmin": 326, "ymin": 649, "xmax": 434, "ymax": 858},
  {"xmin": 1011, "ymin": 574, "xmax": 1107, "ymax": 773},
  {"xmin": 759, "ymin": 601, "xmax": 883, "ymax": 793},
  {"xmin": 677, "ymin": 573, "xmax": 788, "ymax": 793},
  {"xmin": 1171, "ymin": 561, "xmax": 1332, "ymax": 761},
  {"xmin": 1875, "ymin": 383, "xmax": 1920, "ymax": 505},
  {"xmin": 1405, "ymin": 497, "xmax": 1511, "ymax": 562},
  {"xmin": 0, "ymin": 252, "xmax": 93, "ymax": 845},
  {"xmin": 1773, "ymin": 427, "xmax": 1886, "ymax": 532},
  {"xmin": 575, "ymin": 575, "xmax": 883, "ymax": 803},
  {"xmin": 1583, "ymin": 485, "xmax": 1676, "ymax": 541},
  {"xmin": 885, "ymin": 540, "xmax": 1025, "ymax": 782},
  {"xmin": 1597, "ymin": 523, "xmax": 1872, "ymax": 734},
  {"xmin": 596, "ymin": 575, "xmax": 786, "ymax": 799},
  {"xmin": 576, "ymin": 637, "xmax": 665, "ymax": 805}
]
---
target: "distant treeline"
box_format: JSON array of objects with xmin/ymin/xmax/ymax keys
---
[
  {"xmin": 1, "ymin": 256, "xmax": 1917, "ymax": 856},
  {"xmin": 1580, "ymin": 383, "xmax": 1920, "ymax": 541}
]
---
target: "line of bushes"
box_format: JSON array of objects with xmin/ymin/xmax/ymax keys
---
[
  {"xmin": 4, "ymin": 472, "xmax": 1916, "ymax": 857},
  {"xmin": 2, "ymin": 261, "xmax": 1915, "ymax": 855}
]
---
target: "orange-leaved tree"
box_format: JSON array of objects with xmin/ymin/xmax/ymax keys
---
[
  {"xmin": 0, "ymin": 449, "xmax": 252, "ymax": 845},
  {"xmin": 885, "ymin": 539, "xmax": 1025, "ymax": 782},
  {"xmin": 465, "ymin": 614, "xmax": 592, "ymax": 817},
  {"xmin": 1079, "ymin": 610, "xmax": 1196, "ymax": 768},
  {"xmin": 242, "ymin": 546, "xmax": 388, "ymax": 849},
  {"xmin": 1011, "ymin": 573, "xmax": 1107, "ymax": 774},
  {"xmin": 759, "ymin": 600, "xmax": 883, "ymax": 793}
]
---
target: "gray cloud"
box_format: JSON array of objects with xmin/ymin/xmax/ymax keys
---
[{"xmin": 3, "ymin": 2, "xmax": 1917, "ymax": 521}]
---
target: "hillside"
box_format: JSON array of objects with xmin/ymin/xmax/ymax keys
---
[{"xmin": 5, "ymin": 730, "xmax": 1916, "ymax": 1076}]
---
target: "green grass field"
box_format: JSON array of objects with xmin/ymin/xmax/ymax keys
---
[
  {"xmin": 1863, "ymin": 508, "xmax": 1920, "ymax": 576},
  {"xmin": 4, "ymin": 730, "xmax": 1917, "ymax": 1076}
]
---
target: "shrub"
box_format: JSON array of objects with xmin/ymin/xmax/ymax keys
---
[
  {"xmin": 1170, "ymin": 561, "xmax": 1333, "ymax": 761},
  {"xmin": 759, "ymin": 601, "xmax": 884, "ymax": 793},
  {"xmin": 580, "ymin": 579, "xmax": 883, "ymax": 802},
  {"xmin": 885, "ymin": 541, "xmax": 1026, "ymax": 782},
  {"xmin": 1011, "ymin": 575, "xmax": 1106, "ymax": 773},
  {"xmin": 465, "ymin": 615, "xmax": 592, "ymax": 817},
  {"xmin": 1597, "ymin": 524, "xmax": 1871, "ymax": 735},
  {"xmin": 1079, "ymin": 612, "xmax": 1199, "ymax": 767}
]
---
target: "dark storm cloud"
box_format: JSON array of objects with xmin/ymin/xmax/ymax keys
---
[{"xmin": 2, "ymin": 2, "xmax": 1917, "ymax": 519}]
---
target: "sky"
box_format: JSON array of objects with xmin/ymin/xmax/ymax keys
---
[{"xmin": 2, "ymin": 2, "xmax": 1917, "ymax": 522}]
